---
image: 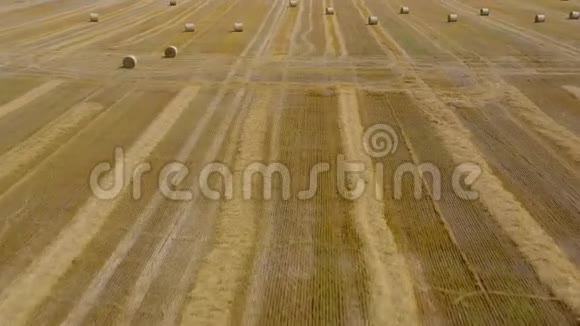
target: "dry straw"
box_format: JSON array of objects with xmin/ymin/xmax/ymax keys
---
[
  {"xmin": 233, "ymin": 22, "xmax": 244, "ymax": 32},
  {"xmin": 122, "ymin": 55, "xmax": 137, "ymax": 69},
  {"xmin": 184, "ymin": 23, "xmax": 195, "ymax": 32},
  {"xmin": 165, "ymin": 46, "xmax": 178, "ymax": 58},
  {"xmin": 368, "ymin": 16, "xmax": 379, "ymax": 25}
]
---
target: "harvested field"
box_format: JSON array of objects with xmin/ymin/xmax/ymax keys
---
[{"xmin": 0, "ymin": 0, "xmax": 579, "ymax": 324}]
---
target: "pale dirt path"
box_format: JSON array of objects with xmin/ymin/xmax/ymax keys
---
[{"xmin": 0, "ymin": 86, "xmax": 200, "ymax": 326}]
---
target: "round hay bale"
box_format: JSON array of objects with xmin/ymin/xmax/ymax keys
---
[
  {"xmin": 368, "ymin": 16, "xmax": 379, "ymax": 25},
  {"xmin": 289, "ymin": 0, "xmax": 298, "ymax": 8},
  {"xmin": 570, "ymin": 11, "xmax": 580, "ymax": 20},
  {"xmin": 233, "ymin": 22, "xmax": 244, "ymax": 32},
  {"xmin": 400, "ymin": 6, "xmax": 410, "ymax": 14},
  {"xmin": 122, "ymin": 55, "xmax": 137, "ymax": 69},
  {"xmin": 169, "ymin": 0, "xmax": 177, "ymax": 6},
  {"xmin": 480, "ymin": 8, "xmax": 490, "ymax": 16},
  {"xmin": 535, "ymin": 14, "xmax": 545, "ymax": 23},
  {"xmin": 325, "ymin": 7, "xmax": 335, "ymax": 15},
  {"xmin": 448, "ymin": 13, "xmax": 458, "ymax": 22},
  {"xmin": 164, "ymin": 46, "xmax": 178, "ymax": 58},
  {"xmin": 184, "ymin": 23, "xmax": 195, "ymax": 32},
  {"xmin": 89, "ymin": 13, "xmax": 99, "ymax": 22}
]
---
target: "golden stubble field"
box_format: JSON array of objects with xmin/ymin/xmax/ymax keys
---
[{"xmin": 0, "ymin": 0, "xmax": 579, "ymax": 324}]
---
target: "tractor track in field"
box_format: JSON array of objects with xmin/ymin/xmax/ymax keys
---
[
  {"xmin": 361, "ymin": 0, "xmax": 580, "ymax": 194},
  {"xmin": 0, "ymin": 0, "xmax": 59, "ymax": 15},
  {"xmin": 354, "ymin": 0, "xmax": 575, "ymax": 320},
  {"xmin": 240, "ymin": 12, "xmax": 306, "ymax": 323},
  {"xmin": 441, "ymin": 0, "xmax": 580, "ymax": 49},
  {"xmin": 0, "ymin": 85, "xmax": 176, "ymax": 325},
  {"xmin": 0, "ymin": 92, "xmax": 106, "ymax": 187},
  {"xmin": 113, "ymin": 0, "xmax": 217, "ymax": 48},
  {"xmin": 179, "ymin": 2, "xmax": 291, "ymax": 324},
  {"xmin": 299, "ymin": 0, "xmax": 315, "ymax": 56},
  {"xmin": 363, "ymin": 0, "xmax": 580, "ymax": 262},
  {"xmin": 0, "ymin": 0, "xmax": 106, "ymax": 31},
  {"xmin": 390, "ymin": 91, "xmax": 576, "ymax": 323},
  {"xmin": 0, "ymin": 82, "xmax": 126, "ymax": 200},
  {"xmin": 1, "ymin": 0, "xmax": 206, "ymax": 69},
  {"xmin": 437, "ymin": 0, "xmax": 580, "ymax": 58},
  {"xmin": 49, "ymin": 1, "xmax": 288, "ymax": 325},
  {"xmin": 322, "ymin": 0, "xmax": 348, "ymax": 57},
  {"xmin": 359, "ymin": 0, "xmax": 580, "ymax": 164},
  {"xmin": 1, "ymin": 0, "xmax": 156, "ymax": 49},
  {"xmin": 452, "ymin": 101, "xmax": 580, "ymax": 262}
]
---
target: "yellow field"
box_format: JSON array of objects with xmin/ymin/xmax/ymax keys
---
[{"xmin": 0, "ymin": 0, "xmax": 579, "ymax": 324}]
